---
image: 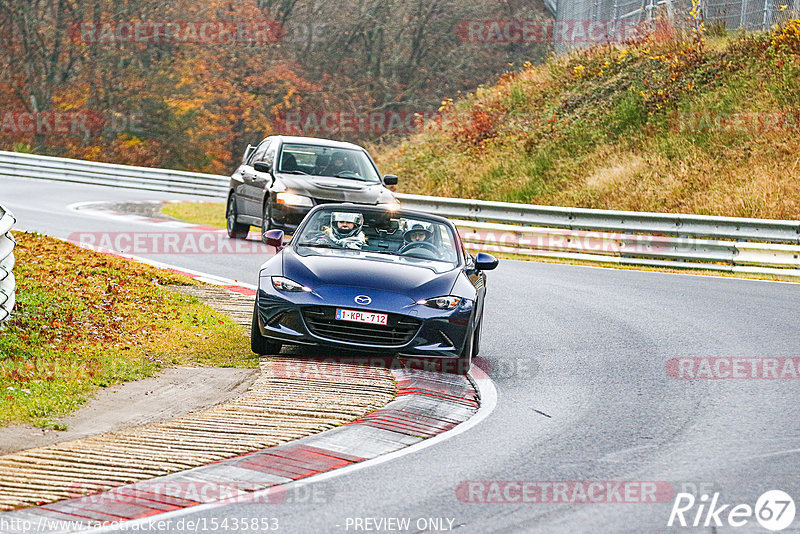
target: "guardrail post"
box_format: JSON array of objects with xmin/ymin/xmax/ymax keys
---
[
  {"xmin": 0, "ymin": 205, "xmax": 16, "ymax": 324},
  {"xmin": 762, "ymin": 0, "xmax": 772, "ymax": 30},
  {"xmin": 740, "ymin": 0, "xmax": 749, "ymax": 29}
]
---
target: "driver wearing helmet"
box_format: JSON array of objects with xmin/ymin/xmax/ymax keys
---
[
  {"xmin": 401, "ymin": 223, "xmax": 442, "ymax": 259},
  {"xmin": 323, "ymin": 212, "xmax": 366, "ymax": 249},
  {"xmin": 404, "ymin": 223, "xmax": 432, "ymax": 243}
]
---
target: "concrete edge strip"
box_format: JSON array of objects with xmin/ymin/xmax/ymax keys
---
[{"xmin": 0, "ymin": 368, "xmax": 489, "ymax": 534}]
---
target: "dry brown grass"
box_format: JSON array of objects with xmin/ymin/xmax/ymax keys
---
[{"xmin": 373, "ymin": 23, "xmax": 800, "ymax": 221}]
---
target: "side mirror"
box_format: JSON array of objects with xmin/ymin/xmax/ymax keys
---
[
  {"xmin": 474, "ymin": 252, "xmax": 498, "ymax": 271},
  {"xmin": 253, "ymin": 161, "xmax": 272, "ymax": 173},
  {"xmin": 263, "ymin": 229, "xmax": 285, "ymax": 250},
  {"xmin": 383, "ymin": 174, "xmax": 398, "ymax": 185}
]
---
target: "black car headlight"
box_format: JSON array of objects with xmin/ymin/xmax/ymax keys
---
[
  {"xmin": 416, "ymin": 296, "xmax": 462, "ymax": 310},
  {"xmin": 271, "ymin": 276, "xmax": 312, "ymax": 292}
]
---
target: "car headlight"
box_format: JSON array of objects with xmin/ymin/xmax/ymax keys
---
[
  {"xmin": 377, "ymin": 201, "xmax": 401, "ymax": 211},
  {"xmin": 416, "ymin": 296, "xmax": 462, "ymax": 309},
  {"xmin": 276, "ymin": 192, "xmax": 313, "ymax": 207},
  {"xmin": 271, "ymin": 276, "xmax": 312, "ymax": 292}
]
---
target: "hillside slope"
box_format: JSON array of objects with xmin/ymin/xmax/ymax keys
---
[{"xmin": 374, "ymin": 21, "xmax": 800, "ymax": 220}]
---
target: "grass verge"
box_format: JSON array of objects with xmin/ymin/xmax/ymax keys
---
[
  {"xmin": 0, "ymin": 233, "xmax": 256, "ymax": 428},
  {"xmin": 372, "ymin": 20, "xmax": 800, "ymax": 220},
  {"xmin": 161, "ymin": 201, "xmax": 226, "ymax": 228}
]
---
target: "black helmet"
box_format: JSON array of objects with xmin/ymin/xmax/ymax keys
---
[
  {"xmin": 404, "ymin": 223, "xmax": 432, "ymax": 243},
  {"xmin": 331, "ymin": 212, "xmax": 364, "ymax": 238}
]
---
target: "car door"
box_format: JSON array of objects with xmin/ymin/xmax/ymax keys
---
[
  {"xmin": 253, "ymin": 140, "xmax": 278, "ymax": 218},
  {"xmin": 458, "ymin": 232, "xmax": 487, "ymax": 324},
  {"xmin": 241, "ymin": 138, "xmax": 273, "ymax": 218},
  {"xmin": 231, "ymin": 146, "xmax": 254, "ymax": 220}
]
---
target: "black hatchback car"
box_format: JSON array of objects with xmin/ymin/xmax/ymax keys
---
[{"xmin": 226, "ymin": 136, "xmax": 399, "ymax": 239}]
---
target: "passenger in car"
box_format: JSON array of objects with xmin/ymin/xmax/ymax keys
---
[
  {"xmin": 321, "ymin": 212, "xmax": 366, "ymax": 249},
  {"xmin": 281, "ymin": 153, "xmax": 299, "ymax": 172}
]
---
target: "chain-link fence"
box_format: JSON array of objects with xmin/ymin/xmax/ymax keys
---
[
  {"xmin": 0, "ymin": 205, "xmax": 15, "ymax": 324},
  {"xmin": 552, "ymin": 0, "xmax": 800, "ymax": 52}
]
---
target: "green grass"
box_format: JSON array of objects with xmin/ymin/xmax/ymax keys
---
[
  {"xmin": 162, "ymin": 201, "xmax": 227, "ymax": 228},
  {"xmin": 0, "ymin": 233, "xmax": 256, "ymax": 428}
]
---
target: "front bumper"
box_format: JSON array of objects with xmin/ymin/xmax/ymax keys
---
[{"xmin": 254, "ymin": 285, "xmax": 474, "ymax": 359}]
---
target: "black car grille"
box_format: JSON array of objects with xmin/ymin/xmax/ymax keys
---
[{"xmin": 302, "ymin": 306, "xmax": 421, "ymax": 346}]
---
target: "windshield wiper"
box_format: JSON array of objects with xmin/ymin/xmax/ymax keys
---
[
  {"xmin": 281, "ymin": 169, "xmax": 310, "ymax": 175},
  {"xmin": 297, "ymin": 242, "xmax": 338, "ymax": 249},
  {"xmin": 339, "ymin": 174, "xmax": 377, "ymax": 182}
]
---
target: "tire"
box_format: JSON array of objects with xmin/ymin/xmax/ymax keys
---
[
  {"xmin": 261, "ymin": 200, "xmax": 274, "ymax": 243},
  {"xmin": 251, "ymin": 303, "xmax": 282, "ymax": 355},
  {"xmin": 226, "ymin": 195, "xmax": 250, "ymax": 239}
]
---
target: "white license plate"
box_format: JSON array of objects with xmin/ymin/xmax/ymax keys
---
[{"xmin": 335, "ymin": 308, "xmax": 388, "ymax": 326}]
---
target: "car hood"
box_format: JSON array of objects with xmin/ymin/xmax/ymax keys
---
[
  {"xmin": 276, "ymin": 173, "xmax": 394, "ymax": 204},
  {"xmin": 282, "ymin": 248, "xmax": 460, "ymax": 301}
]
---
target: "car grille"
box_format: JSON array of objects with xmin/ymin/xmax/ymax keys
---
[{"xmin": 302, "ymin": 306, "xmax": 421, "ymax": 346}]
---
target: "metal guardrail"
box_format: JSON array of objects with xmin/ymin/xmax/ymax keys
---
[
  {"xmin": 395, "ymin": 194, "xmax": 800, "ymax": 244},
  {"xmin": 0, "ymin": 205, "xmax": 16, "ymax": 323},
  {"xmin": 1, "ymin": 150, "xmax": 799, "ymax": 277},
  {"xmin": 0, "ymin": 151, "xmax": 227, "ymax": 198},
  {"xmin": 396, "ymin": 195, "xmax": 800, "ymax": 277}
]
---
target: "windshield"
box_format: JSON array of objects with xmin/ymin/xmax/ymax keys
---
[
  {"xmin": 294, "ymin": 208, "xmax": 460, "ymax": 271},
  {"xmin": 278, "ymin": 143, "xmax": 380, "ymax": 182}
]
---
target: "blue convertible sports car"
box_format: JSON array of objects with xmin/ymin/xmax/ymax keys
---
[{"xmin": 251, "ymin": 204, "xmax": 498, "ymax": 374}]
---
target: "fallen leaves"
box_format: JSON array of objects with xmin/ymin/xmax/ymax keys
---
[{"xmin": 0, "ymin": 233, "xmax": 251, "ymax": 427}]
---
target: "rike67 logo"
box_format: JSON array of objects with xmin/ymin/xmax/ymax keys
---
[{"xmin": 668, "ymin": 490, "xmax": 796, "ymax": 531}]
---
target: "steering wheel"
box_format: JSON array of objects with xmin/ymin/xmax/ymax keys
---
[{"xmin": 399, "ymin": 241, "xmax": 440, "ymax": 257}]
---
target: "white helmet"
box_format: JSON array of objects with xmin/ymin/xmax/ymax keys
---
[{"xmin": 331, "ymin": 212, "xmax": 363, "ymax": 238}]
